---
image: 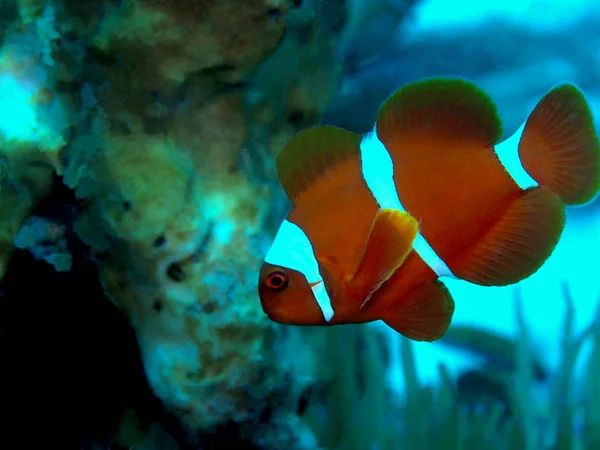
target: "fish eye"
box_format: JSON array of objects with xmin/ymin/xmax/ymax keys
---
[{"xmin": 265, "ymin": 270, "xmax": 288, "ymax": 292}]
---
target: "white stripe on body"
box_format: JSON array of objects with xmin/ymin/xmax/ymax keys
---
[
  {"xmin": 493, "ymin": 122, "xmax": 539, "ymax": 190},
  {"xmin": 359, "ymin": 129, "xmax": 456, "ymax": 279},
  {"xmin": 265, "ymin": 219, "xmax": 334, "ymax": 321}
]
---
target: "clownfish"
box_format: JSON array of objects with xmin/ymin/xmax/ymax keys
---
[{"xmin": 257, "ymin": 77, "xmax": 600, "ymax": 342}]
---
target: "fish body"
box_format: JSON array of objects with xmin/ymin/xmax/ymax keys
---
[{"xmin": 258, "ymin": 77, "xmax": 600, "ymax": 341}]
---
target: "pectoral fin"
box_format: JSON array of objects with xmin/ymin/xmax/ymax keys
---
[{"xmin": 349, "ymin": 208, "xmax": 418, "ymax": 307}]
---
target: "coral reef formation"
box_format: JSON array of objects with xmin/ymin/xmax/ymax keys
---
[
  {"xmin": 63, "ymin": 1, "xmax": 345, "ymax": 443},
  {"xmin": 0, "ymin": 0, "xmax": 373, "ymax": 447}
]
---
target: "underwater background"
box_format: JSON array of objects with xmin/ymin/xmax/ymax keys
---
[{"xmin": 0, "ymin": 0, "xmax": 599, "ymax": 449}]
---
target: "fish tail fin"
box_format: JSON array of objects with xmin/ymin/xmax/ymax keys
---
[
  {"xmin": 382, "ymin": 280, "xmax": 455, "ymax": 342},
  {"xmin": 518, "ymin": 83, "xmax": 600, "ymax": 205}
]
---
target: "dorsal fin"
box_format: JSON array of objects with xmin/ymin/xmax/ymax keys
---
[
  {"xmin": 276, "ymin": 125, "xmax": 363, "ymax": 203},
  {"xmin": 376, "ymin": 77, "xmax": 503, "ymax": 152}
]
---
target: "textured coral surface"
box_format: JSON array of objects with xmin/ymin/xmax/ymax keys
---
[{"xmin": 0, "ymin": 0, "xmax": 353, "ymax": 448}]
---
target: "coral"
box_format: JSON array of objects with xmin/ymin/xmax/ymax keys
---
[
  {"xmin": 0, "ymin": 0, "xmax": 77, "ymax": 277},
  {"xmin": 17, "ymin": 0, "xmax": 46, "ymax": 24},
  {"xmin": 64, "ymin": 0, "xmax": 299, "ymax": 126},
  {"xmin": 92, "ymin": 0, "xmax": 293, "ymax": 86},
  {"xmin": 245, "ymin": 3, "xmax": 344, "ymax": 173},
  {"xmin": 0, "ymin": 0, "xmax": 347, "ymax": 445},
  {"xmin": 0, "ymin": 155, "xmax": 53, "ymax": 278},
  {"xmin": 14, "ymin": 214, "xmax": 72, "ymax": 271},
  {"xmin": 49, "ymin": 0, "xmax": 349, "ymax": 445}
]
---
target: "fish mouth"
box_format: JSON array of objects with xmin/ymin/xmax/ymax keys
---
[{"xmin": 263, "ymin": 306, "xmax": 290, "ymax": 324}]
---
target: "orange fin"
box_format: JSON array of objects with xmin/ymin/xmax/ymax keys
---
[
  {"xmin": 451, "ymin": 186, "xmax": 565, "ymax": 286},
  {"xmin": 376, "ymin": 77, "xmax": 503, "ymax": 153},
  {"xmin": 350, "ymin": 208, "xmax": 418, "ymax": 306},
  {"xmin": 383, "ymin": 280, "xmax": 455, "ymax": 342},
  {"xmin": 518, "ymin": 83, "xmax": 600, "ymax": 205},
  {"xmin": 276, "ymin": 125, "xmax": 362, "ymax": 203}
]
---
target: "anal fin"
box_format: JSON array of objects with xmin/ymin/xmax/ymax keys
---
[
  {"xmin": 382, "ymin": 280, "xmax": 455, "ymax": 342},
  {"xmin": 349, "ymin": 208, "xmax": 418, "ymax": 306},
  {"xmin": 451, "ymin": 185, "xmax": 565, "ymax": 286}
]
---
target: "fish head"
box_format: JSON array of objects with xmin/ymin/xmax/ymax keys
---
[{"xmin": 258, "ymin": 262, "xmax": 328, "ymax": 325}]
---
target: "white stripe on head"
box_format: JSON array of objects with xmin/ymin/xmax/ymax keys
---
[
  {"xmin": 494, "ymin": 122, "xmax": 539, "ymax": 190},
  {"xmin": 360, "ymin": 129, "xmax": 456, "ymax": 279},
  {"xmin": 311, "ymin": 281, "xmax": 334, "ymax": 322},
  {"xmin": 265, "ymin": 220, "xmax": 334, "ymax": 321}
]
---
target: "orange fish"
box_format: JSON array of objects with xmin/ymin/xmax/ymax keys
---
[{"xmin": 258, "ymin": 77, "xmax": 600, "ymax": 341}]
